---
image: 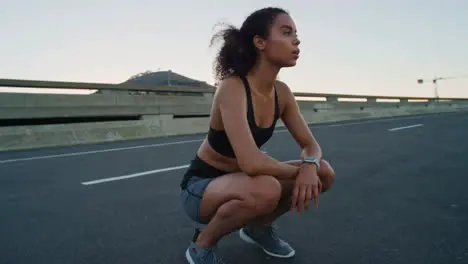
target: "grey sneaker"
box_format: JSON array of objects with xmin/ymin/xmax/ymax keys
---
[
  {"xmin": 185, "ymin": 242, "xmax": 226, "ymax": 264},
  {"xmin": 239, "ymin": 225, "xmax": 295, "ymax": 258}
]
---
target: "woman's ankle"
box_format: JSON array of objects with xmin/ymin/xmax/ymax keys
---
[{"xmin": 195, "ymin": 231, "xmax": 217, "ymax": 248}]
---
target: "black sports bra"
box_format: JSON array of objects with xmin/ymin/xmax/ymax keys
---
[{"xmin": 207, "ymin": 76, "xmax": 280, "ymax": 158}]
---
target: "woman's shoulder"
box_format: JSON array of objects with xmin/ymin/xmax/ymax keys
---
[
  {"xmin": 274, "ymin": 79, "xmax": 293, "ymax": 94},
  {"xmin": 274, "ymin": 80, "xmax": 297, "ymax": 113},
  {"xmin": 214, "ymin": 76, "xmax": 246, "ymax": 99},
  {"xmin": 214, "ymin": 76, "xmax": 294, "ymax": 101},
  {"xmin": 217, "ymin": 75, "xmax": 244, "ymax": 88},
  {"xmin": 274, "ymin": 79, "xmax": 295, "ymax": 102}
]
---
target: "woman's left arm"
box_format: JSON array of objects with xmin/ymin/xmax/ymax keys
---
[{"xmin": 278, "ymin": 81, "xmax": 323, "ymax": 164}]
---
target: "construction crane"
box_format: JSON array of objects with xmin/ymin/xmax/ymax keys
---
[{"xmin": 417, "ymin": 74, "xmax": 468, "ymax": 101}]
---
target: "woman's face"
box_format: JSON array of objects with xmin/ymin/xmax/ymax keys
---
[{"xmin": 255, "ymin": 13, "xmax": 301, "ymax": 68}]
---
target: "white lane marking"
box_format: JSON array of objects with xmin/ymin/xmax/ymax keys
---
[
  {"xmin": 81, "ymin": 164, "xmax": 190, "ymax": 185},
  {"xmin": 0, "ymin": 112, "xmax": 461, "ymax": 164},
  {"xmin": 388, "ymin": 124, "xmax": 424, "ymax": 131},
  {"xmin": 0, "ymin": 139, "xmax": 203, "ymax": 164},
  {"xmin": 82, "ymin": 150, "xmax": 263, "ymax": 186},
  {"xmin": 277, "ymin": 113, "xmax": 437, "ymax": 131},
  {"xmin": 316, "ymin": 115, "xmax": 425, "ymax": 128}
]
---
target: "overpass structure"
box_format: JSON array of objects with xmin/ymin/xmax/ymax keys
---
[
  {"xmin": 1, "ymin": 77, "xmax": 467, "ymax": 151},
  {"xmin": 1, "ymin": 78, "xmax": 468, "ymax": 264}
]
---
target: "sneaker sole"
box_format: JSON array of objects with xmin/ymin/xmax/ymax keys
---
[
  {"xmin": 185, "ymin": 248, "xmax": 196, "ymax": 264},
  {"xmin": 238, "ymin": 229, "xmax": 295, "ymax": 258}
]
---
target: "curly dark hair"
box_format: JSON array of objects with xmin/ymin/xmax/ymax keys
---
[{"xmin": 210, "ymin": 7, "xmax": 289, "ymax": 81}]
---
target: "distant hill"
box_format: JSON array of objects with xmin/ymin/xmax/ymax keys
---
[
  {"xmin": 93, "ymin": 70, "xmax": 215, "ymax": 95},
  {"xmin": 121, "ymin": 70, "xmax": 214, "ymax": 89}
]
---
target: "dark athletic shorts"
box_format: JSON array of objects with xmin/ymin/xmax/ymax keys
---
[
  {"xmin": 180, "ymin": 176, "xmax": 214, "ymax": 224},
  {"xmin": 179, "ymin": 155, "xmax": 227, "ymax": 224}
]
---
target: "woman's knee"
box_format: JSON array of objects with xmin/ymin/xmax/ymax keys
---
[
  {"xmin": 214, "ymin": 176, "xmax": 281, "ymax": 219},
  {"xmin": 205, "ymin": 175, "xmax": 281, "ymax": 220},
  {"xmin": 215, "ymin": 198, "xmax": 255, "ymax": 220},
  {"xmin": 319, "ymin": 159, "xmax": 335, "ymax": 192},
  {"xmin": 249, "ymin": 175, "xmax": 282, "ymax": 213}
]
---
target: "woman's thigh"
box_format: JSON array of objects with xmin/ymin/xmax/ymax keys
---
[
  {"xmin": 198, "ymin": 159, "xmax": 336, "ymax": 220},
  {"xmin": 181, "ymin": 159, "xmax": 335, "ymax": 224},
  {"xmin": 197, "ymin": 172, "xmax": 282, "ymax": 224}
]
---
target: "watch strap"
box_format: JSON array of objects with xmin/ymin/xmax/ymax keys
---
[{"xmin": 302, "ymin": 156, "xmax": 320, "ymax": 170}]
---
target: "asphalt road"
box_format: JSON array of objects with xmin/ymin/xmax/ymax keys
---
[{"xmin": 1, "ymin": 112, "xmax": 468, "ymax": 264}]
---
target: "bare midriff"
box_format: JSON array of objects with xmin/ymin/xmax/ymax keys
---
[{"xmin": 197, "ymin": 138, "xmax": 241, "ymax": 174}]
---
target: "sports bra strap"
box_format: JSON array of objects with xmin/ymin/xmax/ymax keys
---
[
  {"xmin": 240, "ymin": 76, "xmax": 256, "ymax": 126},
  {"xmin": 273, "ymin": 85, "xmax": 280, "ymax": 121}
]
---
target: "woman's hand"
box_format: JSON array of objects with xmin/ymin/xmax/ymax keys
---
[{"xmin": 290, "ymin": 164, "xmax": 322, "ymax": 212}]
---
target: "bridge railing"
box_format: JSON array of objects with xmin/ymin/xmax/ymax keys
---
[
  {"xmin": 1, "ymin": 78, "xmax": 467, "ymax": 121},
  {"xmin": 1, "ymin": 78, "xmax": 468, "ymax": 151}
]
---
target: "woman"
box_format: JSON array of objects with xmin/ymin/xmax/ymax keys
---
[{"xmin": 179, "ymin": 7, "xmax": 336, "ymax": 264}]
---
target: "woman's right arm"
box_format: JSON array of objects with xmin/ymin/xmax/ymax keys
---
[{"xmin": 216, "ymin": 77, "xmax": 299, "ymax": 180}]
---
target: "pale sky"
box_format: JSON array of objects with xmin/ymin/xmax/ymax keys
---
[{"xmin": 1, "ymin": 0, "xmax": 467, "ymax": 98}]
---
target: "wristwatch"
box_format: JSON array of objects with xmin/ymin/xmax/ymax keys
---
[{"xmin": 302, "ymin": 156, "xmax": 320, "ymax": 170}]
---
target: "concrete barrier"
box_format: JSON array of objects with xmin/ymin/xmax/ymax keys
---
[
  {"xmin": 1, "ymin": 100, "xmax": 467, "ymax": 152},
  {"xmin": 1, "ymin": 77, "xmax": 467, "ymax": 151},
  {"xmin": 0, "ymin": 93, "xmax": 213, "ymax": 119}
]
